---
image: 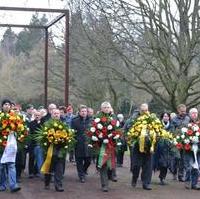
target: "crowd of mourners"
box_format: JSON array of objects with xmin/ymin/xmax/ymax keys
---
[{"xmin": 0, "ymin": 99, "xmax": 200, "ymax": 193}]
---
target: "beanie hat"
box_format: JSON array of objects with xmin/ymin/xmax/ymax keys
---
[{"xmin": 1, "ymin": 99, "xmax": 12, "ymax": 107}]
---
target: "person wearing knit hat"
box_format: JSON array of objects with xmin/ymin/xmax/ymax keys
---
[
  {"xmin": 1, "ymin": 99, "xmax": 12, "ymax": 108},
  {"xmin": 0, "ymin": 99, "xmax": 21, "ymax": 192}
]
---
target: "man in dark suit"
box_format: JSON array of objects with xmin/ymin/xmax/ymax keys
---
[
  {"xmin": 131, "ymin": 103, "xmax": 153, "ymax": 190},
  {"xmin": 71, "ymin": 105, "xmax": 91, "ymax": 183}
]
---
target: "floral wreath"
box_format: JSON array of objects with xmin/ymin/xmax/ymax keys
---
[
  {"xmin": 86, "ymin": 112, "xmax": 122, "ymax": 148},
  {"xmin": 35, "ymin": 119, "xmax": 75, "ymax": 174},
  {"xmin": 0, "ymin": 111, "xmax": 28, "ymax": 153},
  {"xmin": 173, "ymin": 122, "xmax": 200, "ymax": 152},
  {"xmin": 127, "ymin": 112, "xmax": 173, "ymax": 153},
  {"xmin": 86, "ymin": 112, "xmax": 122, "ymax": 169}
]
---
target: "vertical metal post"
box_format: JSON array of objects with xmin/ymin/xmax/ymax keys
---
[
  {"xmin": 44, "ymin": 28, "xmax": 49, "ymax": 107},
  {"xmin": 64, "ymin": 11, "xmax": 69, "ymax": 106}
]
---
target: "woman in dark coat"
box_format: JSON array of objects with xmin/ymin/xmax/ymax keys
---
[{"xmin": 154, "ymin": 112, "xmax": 172, "ymax": 185}]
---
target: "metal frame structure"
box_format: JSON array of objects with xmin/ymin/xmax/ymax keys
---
[{"xmin": 0, "ymin": 6, "xmax": 69, "ymax": 107}]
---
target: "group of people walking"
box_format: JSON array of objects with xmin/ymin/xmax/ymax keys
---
[{"xmin": 0, "ymin": 99, "xmax": 200, "ymax": 193}]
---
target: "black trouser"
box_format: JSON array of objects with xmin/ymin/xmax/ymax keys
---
[
  {"xmin": 16, "ymin": 150, "xmax": 25, "ymax": 180},
  {"xmin": 117, "ymin": 149, "xmax": 125, "ymax": 165},
  {"xmin": 159, "ymin": 167, "xmax": 168, "ymax": 180},
  {"xmin": 45, "ymin": 157, "xmax": 65, "ymax": 188},
  {"xmin": 100, "ymin": 165, "xmax": 109, "ymax": 188},
  {"xmin": 107, "ymin": 168, "xmax": 117, "ymax": 180},
  {"xmin": 131, "ymin": 151, "xmax": 152, "ymax": 186},
  {"xmin": 69, "ymin": 150, "xmax": 74, "ymax": 162},
  {"xmin": 171, "ymin": 151, "xmax": 184, "ymax": 180},
  {"xmin": 75, "ymin": 157, "xmax": 91, "ymax": 180},
  {"xmin": 28, "ymin": 147, "xmax": 37, "ymax": 175}
]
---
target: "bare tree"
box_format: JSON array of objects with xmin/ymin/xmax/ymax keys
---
[{"xmin": 81, "ymin": 0, "xmax": 200, "ymax": 111}]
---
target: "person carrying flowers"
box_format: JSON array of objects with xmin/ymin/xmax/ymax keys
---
[
  {"xmin": 0, "ymin": 99, "xmax": 28, "ymax": 192},
  {"xmin": 171, "ymin": 104, "xmax": 190, "ymax": 182},
  {"xmin": 35, "ymin": 108, "xmax": 75, "ymax": 192},
  {"xmin": 127, "ymin": 103, "xmax": 172, "ymax": 190},
  {"xmin": 86, "ymin": 101, "xmax": 122, "ymax": 192},
  {"xmin": 173, "ymin": 108, "xmax": 200, "ymax": 190}
]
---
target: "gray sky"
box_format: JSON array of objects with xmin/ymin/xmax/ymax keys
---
[{"xmin": 0, "ymin": 0, "xmax": 66, "ymax": 39}]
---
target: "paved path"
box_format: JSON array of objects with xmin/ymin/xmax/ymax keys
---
[{"xmin": 1, "ymin": 155, "xmax": 200, "ymax": 199}]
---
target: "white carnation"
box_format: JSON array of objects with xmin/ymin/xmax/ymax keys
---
[
  {"xmin": 90, "ymin": 127, "xmax": 96, "ymax": 133},
  {"xmin": 184, "ymin": 139, "xmax": 190, "ymax": 144},
  {"xmin": 196, "ymin": 132, "xmax": 200, "ymax": 137},
  {"xmin": 188, "ymin": 123, "xmax": 192, "ymax": 128},
  {"xmin": 92, "ymin": 136, "xmax": 98, "ymax": 141},
  {"xmin": 192, "ymin": 125, "xmax": 199, "ymax": 132},
  {"xmin": 97, "ymin": 123, "xmax": 103, "ymax": 130},
  {"xmin": 94, "ymin": 118, "xmax": 100, "ymax": 123},
  {"xmin": 181, "ymin": 134, "xmax": 185, "ymax": 139},
  {"xmin": 113, "ymin": 134, "xmax": 120, "ymax": 139},
  {"xmin": 116, "ymin": 121, "xmax": 120, "ymax": 127},
  {"xmin": 98, "ymin": 133, "xmax": 103, "ymax": 138},
  {"xmin": 107, "ymin": 125, "xmax": 113, "ymax": 130},
  {"xmin": 88, "ymin": 144, "xmax": 93, "ymax": 148},
  {"xmin": 192, "ymin": 136, "xmax": 199, "ymax": 144},
  {"xmin": 103, "ymin": 139, "xmax": 109, "ymax": 144},
  {"xmin": 108, "ymin": 133, "xmax": 113, "ymax": 138},
  {"xmin": 181, "ymin": 127, "xmax": 188, "ymax": 133},
  {"xmin": 173, "ymin": 140, "xmax": 178, "ymax": 145},
  {"xmin": 176, "ymin": 135, "xmax": 180, "ymax": 139}
]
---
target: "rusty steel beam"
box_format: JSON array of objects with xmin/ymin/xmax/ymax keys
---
[
  {"xmin": 0, "ymin": 23, "xmax": 46, "ymax": 28},
  {"xmin": 64, "ymin": 11, "xmax": 69, "ymax": 106},
  {"xmin": 0, "ymin": 6, "xmax": 70, "ymax": 107},
  {"xmin": 46, "ymin": 13, "xmax": 65, "ymax": 28},
  {"xmin": 0, "ymin": 6, "xmax": 67, "ymax": 13},
  {"xmin": 44, "ymin": 28, "xmax": 49, "ymax": 107}
]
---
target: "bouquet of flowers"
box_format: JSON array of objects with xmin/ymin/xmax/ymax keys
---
[
  {"xmin": 173, "ymin": 122, "xmax": 200, "ymax": 152},
  {"xmin": 35, "ymin": 119, "xmax": 75, "ymax": 152},
  {"xmin": 127, "ymin": 113, "xmax": 173, "ymax": 153},
  {"xmin": 35, "ymin": 119, "xmax": 75, "ymax": 174},
  {"xmin": 86, "ymin": 112, "xmax": 122, "ymax": 148},
  {"xmin": 86, "ymin": 112, "xmax": 122, "ymax": 169},
  {"xmin": 0, "ymin": 111, "xmax": 28, "ymax": 153}
]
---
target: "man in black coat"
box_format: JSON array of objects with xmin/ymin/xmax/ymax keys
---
[
  {"xmin": 28, "ymin": 111, "xmax": 43, "ymax": 178},
  {"xmin": 131, "ymin": 103, "xmax": 153, "ymax": 190},
  {"xmin": 71, "ymin": 105, "xmax": 91, "ymax": 183}
]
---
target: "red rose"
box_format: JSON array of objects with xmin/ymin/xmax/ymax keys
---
[
  {"xmin": 86, "ymin": 131, "xmax": 93, "ymax": 137},
  {"xmin": 184, "ymin": 144, "xmax": 191, "ymax": 151},
  {"xmin": 102, "ymin": 127, "xmax": 107, "ymax": 134},
  {"xmin": 101, "ymin": 117, "xmax": 107, "ymax": 123},
  {"xmin": 1, "ymin": 130, "xmax": 8, "ymax": 136},
  {"xmin": 111, "ymin": 120, "xmax": 117, "ymax": 126},
  {"xmin": 92, "ymin": 121, "xmax": 97, "ymax": 127},
  {"xmin": 95, "ymin": 130, "xmax": 100, "ymax": 137},
  {"xmin": 187, "ymin": 130, "xmax": 193, "ymax": 136},
  {"xmin": 176, "ymin": 143, "xmax": 183, "ymax": 150}
]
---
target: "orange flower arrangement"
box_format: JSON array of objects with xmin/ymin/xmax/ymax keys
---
[{"xmin": 0, "ymin": 110, "xmax": 28, "ymax": 153}]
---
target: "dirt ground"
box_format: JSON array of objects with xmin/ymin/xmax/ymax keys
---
[{"xmin": 1, "ymin": 155, "xmax": 200, "ymax": 199}]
